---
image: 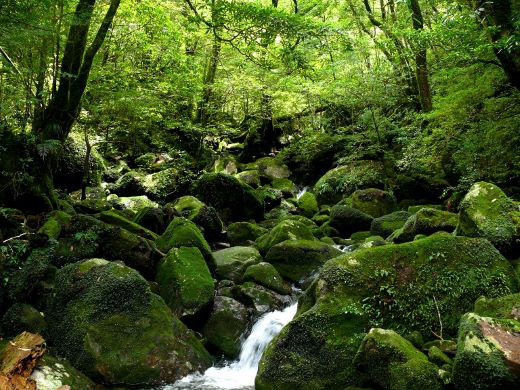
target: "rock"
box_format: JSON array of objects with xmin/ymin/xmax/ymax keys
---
[
  {"xmin": 155, "ymin": 247, "xmax": 215, "ymax": 320},
  {"xmin": 255, "ymin": 157, "xmax": 291, "ymax": 180},
  {"xmin": 329, "ymin": 205, "xmax": 373, "ymax": 238},
  {"xmin": 408, "ymin": 204, "xmax": 442, "ymax": 214},
  {"xmin": 97, "ymin": 210, "xmax": 158, "ymax": 240},
  {"xmin": 133, "ymin": 207, "xmax": 166, "ymax": 234},
  {"xmin": 201, "ymin": 296, "xmax": 249, "ymax": 358},
  {"xmin": 255, "ymin": 234, "xmax": 517, "ymax": 389},
  {"xmin": 474, "ymin": 293, "xmax": 520, "ymax": 320},
  {"xmin": 350, "ymin": 231, "xmax": 372, "ymax": 241},
  {"xmin": 243, "ymin": 262, "xmax": 291, "ymax": 295},
  {"xmin": 30, "ymin": 355, "xmax": 96, "ymax": 390},
  {"xmin": 370, "ymin": 211, "xmax": 411, "ymax": 239},
  {"xmin": 156, "ymin": 217, "xmax": 216, "ymax": 273},
  {"xmin": 73, "ymin": 198, "xmax": 111, "ymax": 214},
  {"xmin": 271, "ymin": 178, "xmax": 297, "ymax": 196},
  {"xmin": 298, "ymin": 192, "xmax": 319, "ymax": 218},
  {"xmin": 112, "ymin": 171, "xmax": 146, "ymax": 196},
  {"xmin": 1, "ymin": 303, "xmax": 47, "ymax": 338},
  {"xmin": 354, "ymin": 328, "xmax": 442, "ymax": 390},
  {"xmin": 194, "ymin": 173, "xmax": 264, "ymax": 222},
  {"xmin": 213, "ymin": 156, "xmax": 239, "ymax": 175},
  {"xmin": 236, "ymin": 170, "xmax": 261, "ymax": 188},
  {"xmin": 47, "ymin": 259, "xmax": 211, "ymax": 386},
  {"xmin": 234, "ymin": 282, "xmax": 289, "ymax": 315},
  {"xmin": 172, "ymin": 196, "xmax": 224, "ymax": 241},
  {"xmin": 265, "ymin": 239, "xmax": 342, "ymax": 283},
  {"xmin": 108, "ymin": 194, "xmax": 159, "ymax": 211},
  {"xmin": 213, "ymin": 246, "xmax": 263, "ymax": 283},
  {"xmin": 359, "ymin": 235, "xmax": 386, "ymax": 249},
  {"xmin": 135, "ymin": 152, "xmax": 158, "ymax": 170},
  {"xmin": 456, "ymin": 181, "xmax": 519, "ymax": 256},
  {"xmin": 255, "ymin": 219, "xmax": 315, "ymax": 255},
  {"xmin": 142, "ymin": 168, "xmax": 185, "ymax": 201},
  {"xmin": 347, "ymin": 188, "xmax": 397, "ymax": 218},
  {"xmin": 38, "ymin": 211, "xmax": 71, "ymax": 240},
  {"xmin": 452, "ymin": 313, "xmax": 520, "ymax": 389},
  {"xmin": 226, "ymin": 222, "xmax": 268, "ymax": 246},
  {"xmin": 257, "ymin": 186, "xmax": 284, "ymax": 211},
  {"xmin": 388, "ymin": 208, "xmax": 458, "ymax": 243},
  {"xmin": 428, "ymin": 346, "xmax": 452, "ymax": 366},
  {"xmin": 313, "ymin": 161, "xmax": 386, "ymax": 205}
]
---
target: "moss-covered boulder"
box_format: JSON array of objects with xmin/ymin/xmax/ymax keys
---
[
  {"xmin": 234, "ymin": 281, "xmax": 289, "ymax": 315},
  {"xmin": 236, "ymin": 170, "xmax": 261, "ymax": 188},
  {"xmin": 347, "ymin": 188, "xmax": 397, "ymax": 218},
  {"xmin": 370, "ymin": 211, "xmax": 411, "ymax": 239},
  {"xmin": 272, "ymin": 178, "xmax": 297, "ymax": 197},
  {"xmin": 255, "ymin": 219, "xmax": 315, "ymax": 255},
  {"xmin": 47, "ymin": 259, "xmax": 211, "ymax": 386},
  {"xmin": 133, "ymin": 207, "xmax": 166, "ymax": 234},
  {"xmin": 201, "ymin": 296, "xmax": 249, "ymax": 358},
  {"xmin": 213, "ymin": 246, "xmax": 262, "ymax": 283},
  {"xmin": 172, "ymin": 196, "xmax": 224, "ymax": 241},
  {"xmin": 255, "ymin": 157, "xmax": 291, "ymax": 180},
  {"xmin": 226, "ymin": 222, "xmax": 268, "ymax": 246},
  {"xmin": 452, "ymin": 313, "xmax": 520, "ymax": 389},
  {"xmin": 156, "ymin": 217, "xmax": 215, "ymax": 272},
  {"xmin": 329, "ymin": 205, "xmax": 373, "ymax": 238},
  {"xmin": 155, "ymin": 247, "xmax": 215, "ymax": 320},
  {"xmin": 30, "ymin": 354, "xmax": 96, "ymax": 390},
  {"xmin": 194, "ymin": 173, "xmax": 264, "ymax": 222},
  {"xmin": 97, "ymin": 210, "xmax": 158, "ymax": 240},
  {"xmin": 456, "ymin": 182, "xmax": 520, "ymax": 256},
  {"xmin": 389, "ymin": 208, "xmax": 458, "ymax": 243},
  {"xmin": 353, "ymin": 328, "xmax": 442, "ymax": 390},
  {"xmin": 142, "ymin": 168, "xmax": 185, "ymax": 201},
  {"xmin": 255, "ymin": 234, "xmax": 517, "ymax": 389},
  {"xmin": 408, "ymin": 204, "xmax": 442, "ymax": 214},
  {"xmin": 298, "ymin": 192, "xmax": 319, "ymax": 218},
  {"xmin": 313, "ymin": 161, "xmax": 386, "ymax": 205},
  {"xmin": 257, "ymin": 186, "xmax": 284, "ymax": 211},
  {"xmin": 473, "ymin": 293, "xmax": 520, "ymax": 320},
  {"xmin": 1, "ymin": 303, "xmax": 47, "ymax": 338},
  {"xmin": 112, "ymin": 170, "xmax": 146, "ymax": 197},
  {"xmin": 213, "ymin": 155, "xmax": 239, "ymax": 175},
  {"xmin": 108, "ymin": 194, "xmax": 158, "ymax": 211},
  {"xmin": 265, "ymin": 239, "xmax": 342, "ymax": 283},
  {"xmin": 243, "ymin": 262, "xmax": 291, "ymax": 295}
]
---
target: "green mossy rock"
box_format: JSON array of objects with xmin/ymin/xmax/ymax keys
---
[
  {"xmin": 456, "ymin": 182, "xmax": 519, "ymax": 256},
  {"xmin": 133, "ymin": 207, "xmax": 166, "ymax": 234},
  {"xmin": 234, "ymin": 281, "xmax": 289, "ymax": 314},
  {"xmin": 97, "ymin": 210, "xmax": 158, "ymax": 240},
  {"xmin": 112, "ymin": 170, "xmax": 146, "ymax": 196},
  {"xmin": 38, "ymin": 210, "xmax": 72, "ymax": 240},
  {"xmin": 47, "ymin": 259, "xmax": 211, "ymax": 386},
  {"xmin": 473, "ymin": 293, "xmax": 520, "ymax": 320},
  {"xmin": 265, "ymin": 239, "xmax": 342, "ymax": 283},
  {"xmin": 173, "ymin": 195, "xmax": 205, "ymax": 218},
  {"xmin": 350, "ymin": 231, "xmax": 372, "ymax": 241},
  {"xmin": 255, "ymin": 219, "xmax": 315, "ymax": 255},
  {"xmin": 313, "ymin": 161, "xmax": 386, "ymax": 205},
  {"xmin": 1, "ymin": 303, "xmax": 47, "ymax": 338},
  {"xmin": 30, "ymin": 354, "xmax": 96, "ymax": 390},
  {"xmin": 329, "ymin": 206, "xmax": 373, "ymax": 238},
  {"xmin": 236, "ymin": 170, "xmax": 261, "ymax": 188},
  {"xmin": 359, "ymin": 235, "xmax": 386, "ymax": 249},
  {"xmin": 142, "ymin": 168, "xmax": 184, "ymax": 201},
  {"xmin": 155, "ymin": 247, "xmax": 215, "ymax": 320},
  {"xmin": 74, "ymin": 198, "xmax": 111, "ymax": 214},
  {"xmin": 172, "ymin": 196, "xmax": 224, "ymax": 241},
  {"xmin": 408, "ymin": 204, "xmax": 442, "ymax": 214},
  {"xmin": 194, "ymin": 173, "xmax": 264, "ymax": 222},
  {"xmin": 428, "ymin": 346, "xmax": 452, "ymax": 366},
  {"xmin": 243, "ymin": 262, "xmax": 291, "ymax": 295},
  {"xmin": 370, "ymin": 211, "xmax": 411, "ymax": 238},
  {"xmin": 271, "ymin": 178, "xmax": 297, "ymax": 196},
  {"xmin": 213, "ymin": 156, "xmax": 239, "ymax": 175},
  {"xmin": 298, "ymin": 192, "xmax": 319, "ymax": 218},
  {"xmin": 452, "ymin": 313, "xmax": 520, "ymax": 389},
  {"xmin": 226, "ymin": 222, "xmax": 268, "ymax": 246},
  {"xmin": 108, "ymin": 195, "xmax": 159, "ymax": 211},
  {"xmin": 348, "ymin": 188, "xmax": 397, "ymax": 218},
  {"xmin": 255, "ymin": 157, "xmax": 291, "ymax": 180},
  {"xmin": 354, "ymin": 328, "xmax": 442, "ymax": 390},
  {"xmin": 389, "ymin": 208, "xmax": 458, "ymax": 243},
  {"xmin": 156, "ymin": 217, "xmax": 216, "ymax": 272},
  {"xmin": 256, "ymin": 234, "xmax": 517, "ymax": 390},
  {"xmin": 201, "ymin": 296, "xmax": 249, "ymax": 358},
  {"xmin": 213, "ymin": 246, "xmax": 263, "ymax": 283}
]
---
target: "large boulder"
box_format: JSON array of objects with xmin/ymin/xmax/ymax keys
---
[
  {"xmin": 226, "ymin": 222, "xmax": 268, "ymax": 246},
  {"xmin": 97, "ymin": 210, "xmax": 158, "ymax": 240},
  {"xmin": 234, "ymin": 281, "xmax": 289, "ymax": 315},
  {"xmin": 297, "ymin": 192, "xmax": 319, "ymax": 218},
  {"xmin": 255, "ymin": 219, "xmax": 315, "ymax": 255},
  {"xmin": 370, "ymin": 211, "xmax": 411, "ymax": 238},
  {"xmin": 452, "ymin": 313, "xmax": 520, "ymax": 389},
  {"xmin": 347, "ymin": 188, "xmax": 397, "ymax": 218},
  {"xmin": 456, "ymin": 182, "xmax": 519, "ymax": 256},
  {"xmin": 243, "ymin": 262, "xmax": 291, "ymax": 295},
  {"xmin": 201, "ymin": 296, "xmax": 249, "ymax": 358},
  {"xmin": 329, "ymin": 205, "xmax": 373, "ymax": 238},
  {"xmin": 254, "ymin": 157, "xmax": 291, "ymax": 180},
  {"xmin": 313, "ymin": 161, "xmax": 386, "ymax": 205},
  {"xmin": 172, "ymin": 196, "xmax": 223, "ymax": 241},
  {"xmin": 30, "ymin": 354, "xmax": 96, "ymax": 390},
  {"xmin": 133, "ymin": 207, "xmax": 166, "ymax": 234},
  {"xmin": 255, "ymin": 233, "xmax": 517, "ymax": 389},
  {"xmin": 1, "ymin": 303, "xmax": 47, "ymax": 338},
  {"xmin": 265, "ymin": 239, "xmax": 342, "ymax": 283},
  {"xmin": 155, "ymin": 247, "xmax": 215, "ymax": 321},
  {"xmin": 213, "ymin": 246, "xmax": 263, "ymax": 283},
  {"xmin": 473, "ymin": 293, "xmax": 520, "ymax": 319},
  {"xmin": 354, "ymin": 328, "xmax": 443, "ymax": 389},
  {"xmin": 47, "ymin": 259, "xmax": 212, "ymax": 386},
  {"xmin": 235, "ymin": 170, "xmax": 261, "ymax": 188},
  {"xmin": 193, "ymin": 173, "xmax": 264, "ymax": 222},
  {"xmin": 389, "ymin": 208, "xmax": 458, "ymax": 243}
]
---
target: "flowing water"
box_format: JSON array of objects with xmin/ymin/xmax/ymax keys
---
[
  {"xmin": 166, "ymin": 303, "xmax": 298, "ymax": 390},
  {"xmin": 296, "ymin": 186, "xmax": 308, "ymax": 200}
]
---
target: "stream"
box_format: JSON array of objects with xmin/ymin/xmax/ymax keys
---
[{"xmin": 166, "ymin": 303, "xmax": 298, "ymax": 390}]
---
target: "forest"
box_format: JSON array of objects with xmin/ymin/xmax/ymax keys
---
[{"xmin": 0, "ymin": 0, "xmax": 519, "ymax": 389}]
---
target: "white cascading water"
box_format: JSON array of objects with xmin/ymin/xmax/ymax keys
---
[
  {"xmin": 296, "ymin": 186, "xmax": 308, "ymax": 200},
  {"xmin": 167, "ymin": 303, "xmax": 298, "ymax": 390}
]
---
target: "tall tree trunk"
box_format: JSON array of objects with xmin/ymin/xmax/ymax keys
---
[
  {"xmin": 197, "ymin": 34, "xmax": 221, "ymax": 126},
  {"xmin": 409, "ymin": 0, "xmax": 432, "ymax": 112},
  {"xmin": 474, "ymin": 0, "xmax": 520, "ymax": 90}
]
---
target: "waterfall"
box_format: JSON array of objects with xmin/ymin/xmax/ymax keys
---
[
  {"xmin": 167, "ymin": 303, "xmax": 298, "ymax": 390},
  {"xmin": 296, "ymin": 186, "xmax": 308, "ymax": 200}
]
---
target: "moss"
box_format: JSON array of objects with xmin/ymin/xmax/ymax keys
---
[
  {"xmin": 47, "ymin": 259, "xmax": 211, "ymax": 385},
  {"xmin": 255, "ymin": 219, "xmax": 315, "ymax": 255},
  {"xmin": 243, "ymin": 262, "xmax": 291, "ymax": 295},
  {"xmin": 236, "ymin": 170, "xmax": 261, "ymax": 188},
  {"xmin": 213, "ymin": 155, "xmax": 239, "ymax": 174},
  {"xmin": 348, "ymin": 188, "xmax": 397, "ymax": 218},
  {"xmin": 31, "ymin": 355, "xmax": 96, "ymax": 390},
  {"xmin": 389, "ymin": 208, "xmax": 458, "ymax": 243},
  {"xmin": 255, "ymin": 157, "xmax": 291, "ymax": 180},
  {"xmin": 38, "ymin": 211, "xmax": 71, "ymax": 240},
  {"xmin": 265, "ymin": 239, "xmax": 342, "ymax": 283},
  {"xmin": 155, "ymin": 247, "xmax": 214, "ymax": 319},
  {"xmin": 350, "ymin": 231, "xmax": 372, "ymax": 241},
  {"xmin": 108, "ymin": 195, "xmax": 159, "ymax": 211},
  {"xmin": 329, "ymin": 206, "xmax": 373, "ymax": 238},
  {"xmin": 234, "ymin": 281, "xmax": 287, "ymax": 314},
  {"xmin": 408, "ymin": 204, "xmax": 442, "ymax": 213},
  {"xmin": 474, "ymin": 293, "xmax": 520, "ymax": 319},
  {"xmin": 297, "ymin": 192, "xmax": 319, "ymax": 218},
  {"xmin": 389, "ymin": 358, "xmax": 443, "ymax": 390},
  {"xmin": 226, "ymin": 222, "xmax": 268, "ymax": 246},
  {"xmin": 213, "ymin": 246, "xmax": 262, "ymax": 283},
  {"xmin": 312, "ymin": 214, "xmax": 329, "ymax": 225},
  {"xmin": 133, "ymin": 206, "xmax": 165, "ymax": 234},
  {"xmin": 370, "ymin": 211, "xmax": 411, "ymax": 239},
  {"xmin": 141, "ymin": 168, "xmax": 184, "ymax": 201},
  {"xmin": 1, "ymin": 303, "xmax": 47, "ymax": 338},
  {"xmin": 97, "ymin": 210, "xmax": 158, "ymax": 240},
  {"xmin": 271, "ymin": 178, "xmax": 297, "ymax": 196},
  {"xmin": 428, "ymin": 346, "xmax": 452, "ymax": 366},
  {"xmin": 173, "ymin": 195, "xmax": 205, "ymax": 218}
]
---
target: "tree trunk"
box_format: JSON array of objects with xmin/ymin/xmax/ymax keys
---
[{"xmin": 197, "ymin": 34, "xmax": 221, "ymax": 125}]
